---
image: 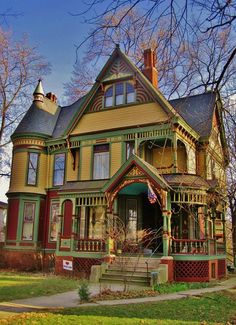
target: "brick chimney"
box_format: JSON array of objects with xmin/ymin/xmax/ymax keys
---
[
  {"xmin": 46, "ymin": 92, "xmax": 57, "ymax": 103},
  {"xmin": 142, "ymin": 49, "xmax": 158, "ymax": 88}
]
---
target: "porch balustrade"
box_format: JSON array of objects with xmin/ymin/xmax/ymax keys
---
[
  {"xmin": 171, "ymin": 238, "xmax": 207, "ymax": 254},
  {"xmin": 170, "ymin": 238, "xmax": 226, "ymax": 255},
  {"xmin": 58, "ymin": 234, "xmax": 106, "ymax": 252},
  {"xmin": 76, "ymin": 238, "xmax": 106, "ymax": 252}
]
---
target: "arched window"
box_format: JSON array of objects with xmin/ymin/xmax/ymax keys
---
[
  {"xmin": 104, "ymin": 86, "xmax": 113, "ymax": 107},
  {"xmin": 104, "ymin": 81, "xmax": 136, "ymax": 108}
]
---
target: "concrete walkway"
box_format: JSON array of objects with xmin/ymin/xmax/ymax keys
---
[{"xmin": 0, "ymin": 276, "xmax": 235, "ymax": 314}]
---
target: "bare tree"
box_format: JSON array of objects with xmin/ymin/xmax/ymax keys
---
[
  {"xmin": 0, "ymin": 28, "xmax": 50, "ymax": 176},
  {"xmin": 65, "ymin": 6, "xmax": 235, "ymax": 101},
  {"xmin": 70, "ymin": 0, "xmax": 236, "ymax": 94}
]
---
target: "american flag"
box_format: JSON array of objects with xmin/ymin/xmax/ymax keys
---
[{"xmin": 147, "ymin": 180, "xmax": 157, "ymax": 204}]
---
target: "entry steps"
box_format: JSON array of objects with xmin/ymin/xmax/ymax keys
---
[{"xmin": 100, "ymin": 256, "xmax": 161, "ymax": 287}]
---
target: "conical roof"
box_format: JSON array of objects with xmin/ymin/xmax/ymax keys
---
[{"xmin": 33, "ymin": 79, "xmax": 45, "ymax": 95}]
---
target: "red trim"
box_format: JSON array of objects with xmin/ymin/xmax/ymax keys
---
[
  {"xmin": 63, "ymin": 200, "xmax": 73, "ymax": 237},
  {"xmin": 6, "ymin": 198, "xmax": 19, "ymax": 240}
]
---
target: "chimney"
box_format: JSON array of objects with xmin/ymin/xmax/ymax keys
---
[
  {"xmin": 46, "ymin": 92, "xmax": 57, "ymax": 103},
  {"xmin": 142, "ymin": 49, "xmax": 158, "ymax": 88}
]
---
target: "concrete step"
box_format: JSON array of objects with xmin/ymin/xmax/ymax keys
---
[
  {"xmin": 103, "ymin": 272, "xmax": 150, "ymax": 281},
  {"xmin": 106, "ymin": 269, "xmax": 150, "ymax": 277},
  {"xmin": 100, "ymin": 276, "xmax": 150, "ymax": 286}
]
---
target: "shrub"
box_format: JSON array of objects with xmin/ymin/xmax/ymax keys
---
[{"xmin": 78, "ymin": 281, "xmax": 90, "ymax": 302}]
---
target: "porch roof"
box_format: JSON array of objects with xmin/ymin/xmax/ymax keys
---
[
  {"xmin": 59, "ymin": 180, "xmax": 107, "ymax": 193},
  {"xmin": 163, "ymin": 174, "xmax": 210, "ymax": 189}
]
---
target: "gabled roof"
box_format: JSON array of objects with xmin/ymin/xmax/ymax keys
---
[
  {"xmin": 102, "ymin": 154, "xmax": 171, "ymax": 193},
  {"xmin": 66, "ymin": 46, "xmax": 185, "ymax": 136},
  {"xmin": 170, "ymin": 92, "xmax": 217, "ymax": 138}
]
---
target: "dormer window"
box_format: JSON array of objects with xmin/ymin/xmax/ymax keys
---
[{"xmin": 104, "ymin": 82, "xmax": 135, "ymax": 108}]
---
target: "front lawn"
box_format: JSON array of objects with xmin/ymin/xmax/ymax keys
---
[
  {"xmin": 2, "ymin": 290, "xmax": 236, "ymax": 324},
  {"xmin": 60, "ymin": 290, "xmax": 236, "ymax": 324},
  {"xmin": 0, "ymin": 271, "xmax": 79, "ymax": 302}
]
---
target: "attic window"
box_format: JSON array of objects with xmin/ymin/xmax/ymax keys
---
[{"xmin": 104, "ymin": 82, "xmax": 135, "ymax": 108}]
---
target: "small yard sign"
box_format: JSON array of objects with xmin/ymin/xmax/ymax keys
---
[{"xmin": 63, "ymin": 260, "xmax": 73, "ymax": 271}]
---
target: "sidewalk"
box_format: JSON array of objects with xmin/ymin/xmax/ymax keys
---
[{"xmin": 0, "ymin": 276, "xmax": 235, "ymax": 314}]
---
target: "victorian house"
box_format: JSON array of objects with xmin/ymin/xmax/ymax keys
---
[{"xmin": 2, "ymin": 46, "xmax": 227, "ymax": 283}]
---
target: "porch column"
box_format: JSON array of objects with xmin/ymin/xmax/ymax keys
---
[
  {"xmin": 162, "ymin": 210, "xmax": 171, "ymax": 256},
  {"xmin": 172, "ymin": 133, "xmax": 178, "ymax": 173},
  {"xmin": 211, "ymin": 208, "xmax": 217, "ymax": 254},
  {"xmin": 221, "ymin": 212, "xmax": 227, "ymax": 255},
  {"xmin": 204, "ymin": 206, "xmax": 210, "ymax": 254},
  {"xmin": 105, "ymin": 205, "xmax": 115, "ymax": 257}
]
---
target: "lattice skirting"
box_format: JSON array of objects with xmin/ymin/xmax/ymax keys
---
[
  {"xmin": 174, "ymin": 260, "xmax": 209, "ymax": 282},
  {"xmin": 73, "ymin": 257, "xmax": 102, "ymax": 278}
]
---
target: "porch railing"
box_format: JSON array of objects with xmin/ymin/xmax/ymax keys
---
[
  {"xmin": 76, "ymin": 238, "xmax": 106, "ymax": 252},
  {"xmin": 171, "ymin": 238, "xmax": 226, "ymax": 255},
  {"xmin": 171, "ymin": 238, "xmax": 207, "ymax": 254}
]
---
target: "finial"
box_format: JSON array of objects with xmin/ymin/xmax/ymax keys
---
[{"xmin": 33, "ymin": 79, "xmax": 45, "ymax": 102}]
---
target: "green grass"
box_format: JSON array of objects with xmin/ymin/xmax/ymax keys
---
[
  {"xmin": 59, "ymin": 290, "xmax": 236, "ymax": 324},
  {"xmin": 2, "ymin": 291, "xmax": 236, "ymax": 324},
  {"xmin": 0, "ymin": 272, "xmax": 79, "ymax": 302},
  {"xmin": 153, "ymin": 281, "xmax": 210, "ymax": 293}
]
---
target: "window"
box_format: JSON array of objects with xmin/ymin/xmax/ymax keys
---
[
  {"xmin": 22, "ymin": 202, "xmax": 36, "ymax": 240},
  {"xmin": 93, "ymin": 144, "xmax": 109, "ymax": 179},
  {"xmin": 126, "ymin": 83, "xmax": 135, "ymax": 103},
  {"xmin": 27, "ymin": 153, "xmax": 39, "ymax": 185},
  {"xmin": 49, "ymin": 201, "xmax": 60, "ymax": 241},
  {"xmin": 115, "ymin": 83, "xmax": 124, "ymax": 105},
  {"xmin": 126, "ymin": 141, "xmax": 135, "ymax": 159},
  {"xmin": 104, "ymin": 82, "xmax": 135, "ymax": 107},
  {"xmin": 104, "ymin": 86, "xmax": 113, "ymax": 107},
  {"xmin": 53, "ymin": 153, "xmax": 65, "ymax": 186}
]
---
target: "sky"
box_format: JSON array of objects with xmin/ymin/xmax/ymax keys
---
[{"xmin": 0, "ymin": 0, "xmax": 97, "ymax": 202}]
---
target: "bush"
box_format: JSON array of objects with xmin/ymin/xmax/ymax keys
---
[{"xmin": 78, "ymin": 281, "xmax": 90, "ymax": 302}]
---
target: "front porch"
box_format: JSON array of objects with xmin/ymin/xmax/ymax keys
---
[{"xmin": 55, "ymin": 156, "xmax": 227, "ymax": 282}]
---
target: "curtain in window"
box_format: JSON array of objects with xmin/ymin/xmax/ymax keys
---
[
  {"xmin": 93, "ymin": 145, "xmax": 109, "ymax": 179},
  {"xmin": 22, "ymin": 202, "xmax": 35, "ymax": 240},
  {"xmin": 50, "ymin": 202, "xmax": 60, "ymax": 241}
]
